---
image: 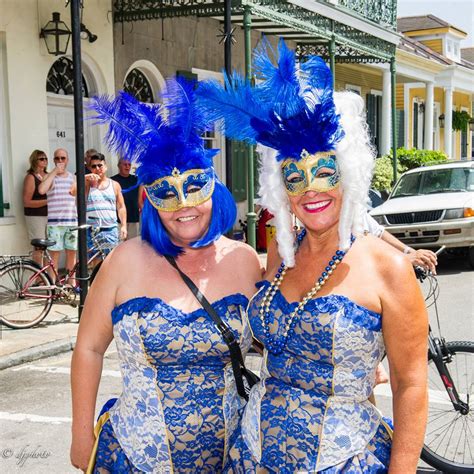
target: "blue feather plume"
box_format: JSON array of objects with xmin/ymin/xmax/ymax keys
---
[
  {"xmin": 88, "ymin": 76, "xmax": 217, "ymax": 184},
  {"xmin": 196, "ymin": 38, "xmax": 344, "ymax": 161}
]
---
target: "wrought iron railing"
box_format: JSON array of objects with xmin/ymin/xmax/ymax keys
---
[{"xmin": 329, "ymin": 0, "xmax": 397, "ymax": 29}]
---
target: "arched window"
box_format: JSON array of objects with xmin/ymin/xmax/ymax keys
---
[
  {"xmin": 123, "ymin": 68, "xmax": 154, "ymax": 103},
  {"xmin": 46, "ymin": 57, "xmax": 89, "ymax": 97}
]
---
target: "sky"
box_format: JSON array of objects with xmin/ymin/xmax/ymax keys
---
[{"xmin": 398, "ymin": 0, "xmax": 474, "ymax": 47}]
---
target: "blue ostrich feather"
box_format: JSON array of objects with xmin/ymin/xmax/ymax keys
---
[
  {"xmin": 197, "ymin": 38, "xmax": 344, "ymax": 161},
  {"xmin": 196, "ymin": 71, "xmax": 270, "ymax": 144},
  {"xmin": 253, "ymin": 38, "xmax": 305, "ymax": 119},
  {"xmin": 89, "ymin": 76, "xmax": 216, "ymax": 184}
]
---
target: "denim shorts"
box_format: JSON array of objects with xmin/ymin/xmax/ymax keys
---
[
  {"xmin": 46, "ymin": 225, "xmax": 78, "ymax": 251},
  {"xmin": 87, "ymin": 227, "xmax": 119, "ymax": 259}
]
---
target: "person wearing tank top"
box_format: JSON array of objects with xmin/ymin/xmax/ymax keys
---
[
  {"xmin": 38, "ymin": 148, "xmax": 78, "ymax": 283},
  {"xmin": 23, "ymin": 149, "xmax": 49, "ymax": 265},
  {"xmin": 84, "ymin": 153, "xmax": 127, "ymax": 260}
]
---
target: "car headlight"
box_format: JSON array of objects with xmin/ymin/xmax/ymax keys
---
[
  {"xmin": 372, "ymin": 215, "xmax": 385, "ymax": 225},
  {"xmin": 444, "ymin": 208, "xmax": 464, "ymax": 219}
]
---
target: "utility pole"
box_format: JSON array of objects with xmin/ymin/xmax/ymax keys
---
[{"xmin": 70, "ymin": 0, "xmax": 88, "ymax": 318}]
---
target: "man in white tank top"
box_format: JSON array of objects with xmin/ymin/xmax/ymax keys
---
[{"xmin": 38, "ymin": 148, "xmax": 78, "ymax": 284}]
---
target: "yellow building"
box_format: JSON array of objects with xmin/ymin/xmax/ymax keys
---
[{"xmin": 334, "ymin": 15, "xmax": 473, "ymax": 161}]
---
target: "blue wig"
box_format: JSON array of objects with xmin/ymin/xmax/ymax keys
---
[
  {"xmin": 141, "ymin": 179, "xmax": 236, "ymax": 256},
  {"xmin": 89, "ymin": 76, "xmax": 235, "ymax": 256},
  {"xmin": 196, "ymin": 38, "xmax": 344, "ymax": 161}
]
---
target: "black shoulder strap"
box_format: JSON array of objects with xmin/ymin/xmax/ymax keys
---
[{"xmin": 165, "ymin": 255, "xmax": 248, "ymax": 398}]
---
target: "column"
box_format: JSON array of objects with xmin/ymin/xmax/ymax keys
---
[
  {"xmin": 424, "ymin": 82, "xmax": 434, "ymax": 150},
  {"xmin": 390, "ymin": 57, "xmax": 398, "ymax": 184},
  {"xmin": 444, "ymin": 87, "xmax": 453, "ymax": 158},
  {"xmin": 381, "ymin": 69, "xmax": 391, "ymax": 156},
  {"xmin": 329, "ymin": 20, "xmax": 336, "ymax": 84},
  {"xmin": 244, "ymin": 6, "xmax": 256, "ymax": 249}
]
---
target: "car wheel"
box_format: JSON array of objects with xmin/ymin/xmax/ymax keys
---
[{"xmin": 469, "ymin": 247, "xmax": 474, "ymax": 269}]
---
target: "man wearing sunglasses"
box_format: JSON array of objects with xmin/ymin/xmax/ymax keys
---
[
  {"xmin": 84, "ymin": 153, "xmax": 127, "ymax": 261},
  {"xmin": 38, "ymin": 148, "xmax": 78, "ymax": 283}
]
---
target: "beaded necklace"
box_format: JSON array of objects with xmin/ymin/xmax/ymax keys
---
[{"xmin": 259, "ymin": 229, "xmax": 353, "ymax": 355}]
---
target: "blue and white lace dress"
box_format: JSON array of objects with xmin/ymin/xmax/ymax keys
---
[
  {"xmin": 226, "ymin": 281, "xmax": 392, "ymax": 473},
  {"xmin": 90, "ymin": 294, "xmax": 251, "ymax": 473}
]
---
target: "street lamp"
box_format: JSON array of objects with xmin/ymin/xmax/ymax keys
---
[
  {"xmin": 439, "ymin": 114, "xmax": 445, "ymax": 129},
  {"xmin": 40, "ymin": 12, "xmax": 71, "ymax": 56}
]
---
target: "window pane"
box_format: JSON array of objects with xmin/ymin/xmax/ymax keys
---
[{"xmin": 392, "ymin": 173, "xmax": 421, "ymax": 197}]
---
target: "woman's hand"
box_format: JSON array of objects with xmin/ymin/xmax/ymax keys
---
[
  {"xmin": 70, "ymin": 431, "xmax": 95, "ymax": 472},
  {"xmin": 406, "ymin": 248, "xmax": 437, "ymax": 274}
]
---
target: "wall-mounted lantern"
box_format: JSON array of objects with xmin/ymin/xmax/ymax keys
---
[
  {"xmin": 439, "ymin": 114, "xmax": 445, "ymax": 129},
  {"xmin": 40, "ymin": 12, "xmax": 71, "ymax": 56},
  {"xmin": 80, "ymin": 23, "xmax": 98, "ymax": 43}
]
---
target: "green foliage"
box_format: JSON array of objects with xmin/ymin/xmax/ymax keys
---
[
  {"xmin": 372, "ymin": 148, "xmax": 448, "ymax": 192},
  {"xmin": 396, "ymin": 147, "xmax": 448, "ymax": 169},
  {"xmin": 372, "ymin": 155, "xmax": 406, "ymax": 192},
  {"xmin": 452, "ymin": 110, "xmax": 471, "ymax": 131}
]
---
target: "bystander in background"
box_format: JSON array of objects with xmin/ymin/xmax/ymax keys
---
[
  {"xmin": 23, "ymin": 149, "xmax": 48, "ymax": 265},
  {"xmin": 111, "ymin": 158, "xmax": 139, "ymax": 239},
  {"xmin": 38, "ymin": 148, "xmax": 78, "ymax": 284},
  {"xmin": 83, "ymin": 153, "xmax": 126, "ymax": 262}
]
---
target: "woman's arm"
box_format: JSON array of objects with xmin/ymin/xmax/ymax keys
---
[
  {"xmin": 380, "ymin": 231, "xmax": 437, "ymax": 274},
  {"xmin": 380, "ymin": 252, "xmax": 428, "ymax": 473},
  {"xmin": 70, "ymin": 254, "xmax": 117, "ymax": 471},
  {"xmin": 138, "ymin": 185, "xmax": 145, "ymax": 211},
  {"xmin": 23, "ymin": 174, "xmax": 47, "ymax": 208},
  {"xmin": 114, "ymin": 181, "xmax": 128, "ymax": 240}
]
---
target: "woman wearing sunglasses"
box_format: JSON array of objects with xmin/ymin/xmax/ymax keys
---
[
  {"xmin": 23, "ymin": 149, "xmax": 49, "ymax": 264},
  {"xmin": 198, "ymin": 40, "xmax": 428, "ymax": 473},
  {"xmin": 70, "ymin": 78, "xmax": 262, "ymax": 473}
]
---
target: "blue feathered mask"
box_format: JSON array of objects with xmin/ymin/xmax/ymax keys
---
[
  {"xmin": 196, "ymin": 38, "xmax": 344, "ymax": 161},
  {"xmin": 88, "ymin": 76, "xmax": 218, "ymax": 185}
]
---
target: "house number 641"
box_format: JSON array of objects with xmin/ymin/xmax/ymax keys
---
[{"xmin": 56, "ymin": 131, "xmax": 66, "ymax": 138}]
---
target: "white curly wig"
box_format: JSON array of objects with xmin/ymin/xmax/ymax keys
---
[{"xmin": 257, "ymin": 91, "xmax": 376, "ymax": 267}]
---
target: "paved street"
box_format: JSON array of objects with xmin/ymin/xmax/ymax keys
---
[{"xmin": 0, "ymin": 253, "xmax": 472, "ymax": 473}]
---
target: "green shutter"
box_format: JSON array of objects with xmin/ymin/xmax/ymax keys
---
[
  {"xmin": 366, "ymin": 93, "xmax": 376, "ymax": 151},
  {"xmin": 396, "ymin": 110, "xmax": 405, "ymax": 150},
  {"xmin": 0, "ymin": 163, "xmax": 4, "ymax": 217},
  {"xmin": 376, "ymin": 95, "xmax": 382, "ymax": 157},
  {"xmin": 176, "ymin": 70, "xmax": 198, "ymax": 82},
  {"xmin": 232, "ymin": 141, "xmax": 247, "ymax": 202},
  {"xmin": 413, "ymin": 102, "xmax": 418, "ymax": 149},
  {"xmin": 461, "ymin": 127, "xmax": 468, "ymax": 160}
]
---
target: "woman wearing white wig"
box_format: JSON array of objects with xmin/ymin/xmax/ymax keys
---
[{"xmin": 198, "ymin": 39, "xmax": 428, "ymax": 473}]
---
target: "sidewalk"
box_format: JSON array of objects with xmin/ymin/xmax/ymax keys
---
[{"xmin": 0, "ymin": 304, "xmax": 79, "ymax": 370}]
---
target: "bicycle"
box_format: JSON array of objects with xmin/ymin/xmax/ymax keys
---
[
  {"xmin": 415, "ymin": 266, "xmax": 473, "ymax": 473},
  {"xmin": 0, "ymin": 225, "xmax": 115, "ymax": 329}
]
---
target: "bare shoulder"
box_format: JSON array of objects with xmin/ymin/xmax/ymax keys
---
[
  {"xmin": 218, "ymin": 237, "xmax": 264, "ymax": 275},
  {"xmin": 357, "ymin": 233, "xmax": 414, "ymax": 286},
  {"xmin": 103, "ymin": 238, "xmax": 155, "ymax": 278}
]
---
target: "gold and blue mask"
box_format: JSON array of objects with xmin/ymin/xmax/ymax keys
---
[
  {"xmin": 281, "ymin": 150, "xmax": 340, "ymax": 196},
  {"xmin": 145, "ymin": 167, "xmax": 215, "ymax": 212}
]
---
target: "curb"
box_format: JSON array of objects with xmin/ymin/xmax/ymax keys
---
[{"xmin": 0, "ymin": 337, "xmax": 76, "ymax": 370}]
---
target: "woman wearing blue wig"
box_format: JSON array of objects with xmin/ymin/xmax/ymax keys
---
[
  {"xmin": 197, "ymin": 39, "xmax": 428, "ymax": 473},
  {"xmin": 70, "ymin": 77, "xmax": 262, "ymax": 473}
]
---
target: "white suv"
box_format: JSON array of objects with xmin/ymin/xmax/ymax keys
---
[{"xmin": 370, "ymin": 161, "xmax": 474, "ymax": 266}]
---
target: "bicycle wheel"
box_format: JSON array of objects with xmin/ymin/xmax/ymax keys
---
[
  {"xmin": 421, "ymin": 341, "xmax": 474, "ymax": 473},
  {"xmin": 0, "ymin": 261, "xmax": 54, "ymax": 329}
]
